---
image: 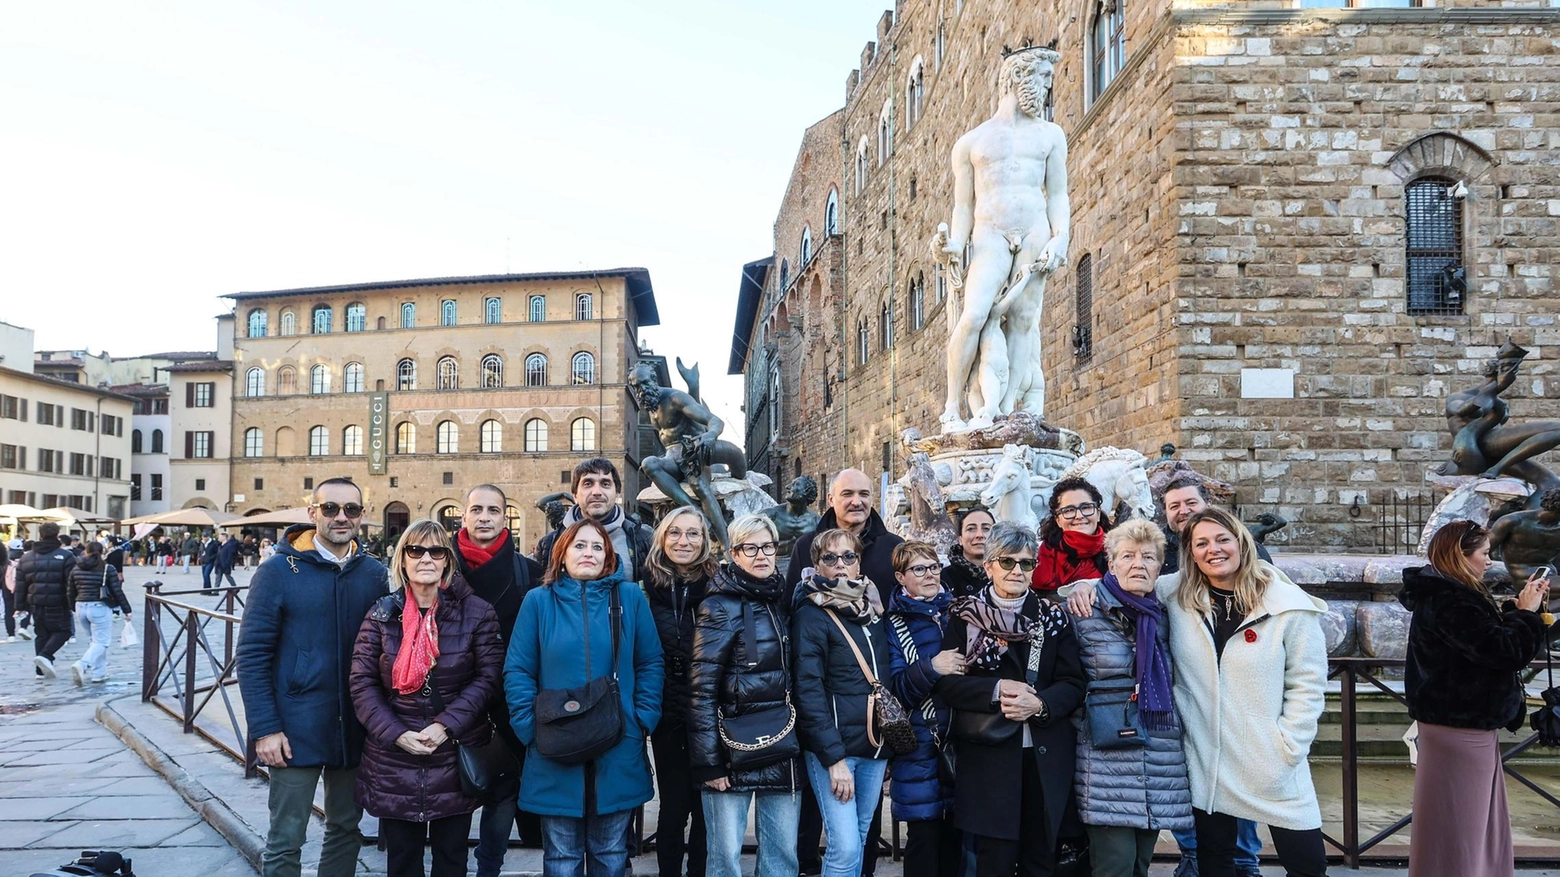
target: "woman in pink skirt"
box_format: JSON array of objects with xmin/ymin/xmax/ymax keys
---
[{"xmin": 1399, "ymin": 520, "xmax": 1550, "ymax": 877}]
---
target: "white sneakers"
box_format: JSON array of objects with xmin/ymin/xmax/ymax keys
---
[
  {"xmin": 71, "ymin": 662, "xmax": 85, "ymax": 687},
  {"xmin": 33, "ymin": 655, "xmax": 55, "ymax": 678},
  {"xmin": 17, "ymin": 627, "xmax": 34, "ymax": 641}
]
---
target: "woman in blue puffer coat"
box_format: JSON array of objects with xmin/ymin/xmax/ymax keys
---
[{"xmin": 885, "ymin": 541, "xmax": 965, "ymax": 877}]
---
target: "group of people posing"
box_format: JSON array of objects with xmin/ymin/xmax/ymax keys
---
[{"xmin": 230, "ymin": 457, "xmax": 1551, "ymax": 877}]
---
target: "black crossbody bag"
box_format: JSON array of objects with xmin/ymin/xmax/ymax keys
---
[
  {"xmin": 533, "ymin": 583, "xmax": 626, "ymax": 765},
  {"xmin": 424, "ymin": 674, "xmax": 520, "ymax": 799},
  {"xmin": 716, "ymin": 600, "xmax": 799, "ymax": 770}
]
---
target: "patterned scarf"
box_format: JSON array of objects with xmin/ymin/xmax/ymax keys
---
[
  {"xmin": 391, "ymin": 587, "xmax": 441, "ymax": 695},
  {"xmin": 803, "ymin": 572, "xmax": 883, "ymax": 623},
  {"xmin": 951, "ymin": 588, "xmax": 1039, "ymax": 671}
]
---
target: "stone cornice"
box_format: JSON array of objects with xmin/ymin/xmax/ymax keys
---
[{"xmin": 1171, "ymin": 7, "xmax": 1560, "ymax": 27}]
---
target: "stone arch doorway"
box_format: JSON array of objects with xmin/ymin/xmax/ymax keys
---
[{"xmin": 384, "ymin": 502, "xmax": 410, "ymax": 544}]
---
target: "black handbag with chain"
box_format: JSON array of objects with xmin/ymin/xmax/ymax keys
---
[
  {"xmin": 533, "ymin": 583, "xmax": 626, "ymax": 765},
  {"xmin": 424, "ymin": 679, "xmax": 520, "ymax": 798},
  {"xmin": 716, "ymin": 601, "xmax": 800, "ymax": 770}
]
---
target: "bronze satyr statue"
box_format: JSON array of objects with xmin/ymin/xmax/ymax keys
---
[
  {"xmin": 629, "ymin": 359, "xmax": 748, "ymax": 550},
  {"xmin": 762, "ymin": 476, "xmax": 822, "ymax": 559},
  {"xmin": 1489, "ymin": 487, "xmax": 1560, "ymax": 583},
  {"xmin": 1441, "ymin": 339, "xmax": 1560, "ymax": 500}
]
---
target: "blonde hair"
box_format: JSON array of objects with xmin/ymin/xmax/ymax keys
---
[
  {"xmin": 1425, "ymin": 520, "xmax": 1489, "ymax": 591},
  {"xmin": 390, "ymin": 519, "xmax": 456, "ymax": 593},
  {"xmin": 1105, "ymin": 519, "xmax": 1167, "ymax": 565},
  {"xmin": 646, "ymin": 506, "xmax": 718, "ymax": 588},
  {"xmin": 728, "ymin": 513, "xmax": 779, "ymax": 550},
  {"xmin": 1175, "ymin": 507, "xmax": 1270, "ymax": 617}
]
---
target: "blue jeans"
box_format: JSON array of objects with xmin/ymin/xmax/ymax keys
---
[
  {"xmin": 475, "ymin": 776, "xmax": 519, "ymax": 877},
  {"xmin": 1174, "ymin": 819, "xmax": 1261, "ymax": 868},
  {"xmin": 75, "ymin": 601, "xmax": 113, "ymax": 679},
  {"xmin": 702, "ymin": 789, "xmax": 801, "ymax": 877},
  {"xmin": 541, "ymin": 809, "xmax": 633, "ymax": 877},
  {"xmin": 804, "ymin": 753, "xmax": 888, "ymax": 877}
]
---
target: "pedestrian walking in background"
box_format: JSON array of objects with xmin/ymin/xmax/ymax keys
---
[
  {"xmin": 259, "ymin": 537, "xmax": 277, "ymax": 562},
  {"xmin": 1400, "ymin": 520, "xmax": 1548, "ymax": 877},
  {"xmin": 216, "ymin": 532, "xmax": 241, "ymax": 587},
  {"xmin": 1, "ymin": 535, "xmax": 14, "ymax": 642},
  {"xmin": 180, "ymin": 533, "xmax": 201, "ymax": 574},
  {"xmin": 506, "ymin": 518, "xmax": 663, "ymax": 877},
  {"xmin": 235, "ymin": 479, "xmax": 388, "ymax": 877},
  {"xmin": 1032, "ymin": 477, "xmax": 1111, "ymax": 596},
  {"xmin": 200, "ymin": 534, "xmax": 219, "ymax": 589},
  {"xmin": 688, "ymin": 514, "xmax": 799, "ymax": 877},
  {"xmin": 66, "ymin": 540, "xmax": 133, "ymax": 686},
  {"xmin": 15, "ymin": 522, "xmax": 77, "ymax": 679},
  {"xmin": 351, "ymin": 519, "xmax": 504, "ymax": 877}
]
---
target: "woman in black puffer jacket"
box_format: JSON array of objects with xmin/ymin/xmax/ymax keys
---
[
  {"xmin": 67, "ymin": 541, "xmax": 133, "ymax": 685},
  {"xmin": 689, "ymin": 514, "xmax": 801, "ymax": 877},
  {"xmin": 643, "ymin": 506, "xmax": 717, "ymax": 877}
]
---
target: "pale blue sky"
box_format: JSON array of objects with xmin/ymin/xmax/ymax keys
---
[{"xmin": 1, "ymin": 0, "xmax": 893, "ymax": 437}]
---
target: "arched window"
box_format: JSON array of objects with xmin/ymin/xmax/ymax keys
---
[
  {"xmin": 1089, "ymin": 0, "xmax": 1126, "ymax": 103},
  {"xmin": 395, "ymin": 421, "xmax": 416, "ymax": 454},
  {"xmin": 310, "ymin": 364, "xmax": 330, "ymax": 394},
  {"xmin": 856, "ymin": 137, "xmax": 870, "ymax": 194},
  {"xmin": 132, "ymin": 430, "xmax": 143, "ymax": 454},
  {"xmin": 480, "ymin": 419, "xmax": 502, "ymax": 453},
  {"xmin": 441, "ymin": 299, "xmax": 457, "ymax": 326},
  {"xmin": 1406, "ymin": 176, "xmax": 1466, "ymax": 314},
  {"xmin": 480, "ymin": 354, "xmax": 503, "ymax": 388},
  {"xmin": 308, "ymin": 425, "xmax": 329, "ymax": 456},
  {"xmin": 525, "ymin": 353, "xmax": 548, "ymax": 387},
  {"xmin": 1075, "ymin": 253, "xmax": 1095, "ymax": 358},
  {"xmin": 437, "ymin": 356, "xmax": 459, "ymax": 390},
  {"xmin": 571, "ymin": 417, "xmax": 596, "ymax": 452},
  {"xmin": 345, "ymin": 302, "xmax": 366, "ymax": 332},
  {"xmin": 906, "ymin": 58, "xmax": 925, "ymax": 128},
  {"xmin": 529, "ymin": 295, "xmax": 545, "ymax": 322},
  {"xmin": 878, "ymin": 100, "xmax": 892, "ymax": 165},
  {"xmin": 909, "ymin": 272, "xmax": 925, "ymax": 332},
  {"xmin": 247, "ymin": 309, "xmax": 268, "ymax": 338},
  {"xmin": 485, "ymin": 297, "xmax": 502, "ymax": 324},
  {"xmin": 572, "ymin": 352, "xmax": 596, "ymax": 385},
  {"xmin": 436, "ymin": 420, "xmax": 458, "ymax": 454},
  {"xmin": 278, "ymin": 366, "xmax": 297, "ymax": 395},
  {"xmin": 575, "ymin": 293, "xmax": 593, "ymax": 321},
  {"xmin": 857, "ymin": 317, "xmax": 870, "ymax": 365},
  {"xmin": 880, "ymin": 300, "xmax": 894, "ymax": 350},
  {"xmin": 311, "ymin": 305, "xmax": 332, "ymax": 334},
  {"xmin": 524, "ymin": 418, "xmax": 548, "ymax": 452},
  {"xmin": 401, "ymin": 302, "xmax": 416, "ymax": 328},
  {"xmin": 826, "ymin": 188, "xmax": 840, "ymax": 235},
  {"xmin": 779, "ymin": 259, "xmax": 790, "ymax": 292},
  {"xmin": 246, "ymin": 367, "xmax": 265, "ymax": 397},
  {"xmin": 279, "ymin": 310, "xmax": 295, "ymax": 336},
  {"xmin": 151, "ymin": 429, "xmax": 164, "ymax": 454},
  {"xmin": 935, "ymin": 22, "xmax": 946, "ymax": 69},
  {"xmin": 801, "ymin": 226, "xmax": 813, "ymax": 265},
  {"xmin": 244, "ymin": 427, "xmax": 263, "ymax": 458},
  {"xmin": 934, "ymin": 265, "xmax": 947, "ymax": 304},
  {"xmin": 342, "ymin": 425, "xmax": 364, "ymax": 456},
  {"xmin": 343, "ymin": 362, "xmax": 364, "ymax": 393},
  {"xmin": 397, "ymin": 358, "xmax": 417, "ymax": 391},
  {"xmin": 769, "ymin": 367, "xmax": 782, "ymax": 435}
]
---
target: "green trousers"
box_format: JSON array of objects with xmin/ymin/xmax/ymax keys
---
[
  {"xmin": 262, "ymin": 765, "xmax": 363, "ymax": 877},
  {"xmin": 1085, "ymin": 824, "xmax": 1157, "ymax": 877}
]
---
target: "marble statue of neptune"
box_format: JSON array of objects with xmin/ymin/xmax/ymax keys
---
[{"xmin": 937, "ymin": 47, "xmax": 1070, "ymax": 433}]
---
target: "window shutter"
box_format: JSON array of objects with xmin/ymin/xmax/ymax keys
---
[
  {"xmin": 186, "ymin": 383, "xmax": 195, "ymax": 408},
  {"xmin": 185, "ymin": 431, "xmax": 194, "ymax": 460},
  {"xmin": 19, "ymin": 400, "xmax": 26, "ymax": 422}
]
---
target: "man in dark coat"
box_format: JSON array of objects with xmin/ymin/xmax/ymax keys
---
[
  {"xmin": 215, "ymin": 532, "xmax": 241, "ymax": 587},
  {"xmin": 533, "ymin": 457, "xmax": 654, "ymax": 578},
  {"xmin": 15, "ymin": 522, "xmax": 76, "ymax": 678},
  {"xmin": 200, "ymin": 533, "xmax": 220, "ymax": 589},
  {"xmin": 783, "ymin": 467, "xmax": 903, "ymax": 877},
  {"xmin": 235, "ymin": 478, "xmax": 388, "ymax": 877},
  {"xmin": 1159, "ymin": 476, "xmax": 1270, "ymax": 576},
  {"xmin": 453, "ymin": 484, "xmax": 545, "ymax": 875}
]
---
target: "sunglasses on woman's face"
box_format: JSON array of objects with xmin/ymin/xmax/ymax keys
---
[
  {"xmin": 404, "ymin": 545, "xmax": 450, "ymax": 560},
  {"xmin": 992, "ymin": 556, "xmax": 1038, "ymax": 572},
  {"xmin": 819, "ymin": 551, "xmax": 859, "ymax": 566}
]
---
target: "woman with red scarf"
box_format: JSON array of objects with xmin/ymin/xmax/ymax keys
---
[
  {"xmin": 1032, "ymin": 477, "xmax": 1112, "ymax": 596},
  {"xmin": 351, "ymin": 519, "xmax": 503, "ymax": 877}
]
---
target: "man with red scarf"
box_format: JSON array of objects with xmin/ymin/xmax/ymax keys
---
[{"xmin": 453, "ymin": 484, "xmax": 545, "ymax": 877}]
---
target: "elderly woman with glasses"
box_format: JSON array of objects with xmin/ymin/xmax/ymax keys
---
[
  {"xmin": 1032, "ymin": 477, "xmax": 1112, "ymax": 596},
  {"xmin": 350, "ymin": 519, "xmax": 504, "ymax": 877},
  {"xmin": 688, "ymin": 514, "xmax": 802, "ymax": 877},
  {"xmin": 935, "ymin": 522, "xmax": 1085, "ymax": 877}
]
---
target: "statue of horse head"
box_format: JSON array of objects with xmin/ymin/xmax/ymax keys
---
[
  {"xmin": 981, "ymin": 445, "xmax": 1039, "ymax": 531},
  {"xmin": 1062, "ymin": 447, "xmax": 1155, "ymax": 523}
]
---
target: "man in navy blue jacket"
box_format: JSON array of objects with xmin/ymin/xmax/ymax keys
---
[{"xmin": 236, "ymin": 478, "xmax": 387, "ymax": 877}]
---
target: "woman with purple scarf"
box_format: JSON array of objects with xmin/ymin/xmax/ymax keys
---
[{"xmin": 1071, "ymin": 519, "xmax": 1193, "ymax": 876}]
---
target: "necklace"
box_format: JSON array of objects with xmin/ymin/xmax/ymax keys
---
[{"xmin": 1211, "ymin": 589, "xmax": 1237, "ymax": 622}]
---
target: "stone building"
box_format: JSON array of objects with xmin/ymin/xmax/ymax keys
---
[
  {"xmin": 226, "ymin": 269, "xmax": 659, "ymax": 549},
  {"xmin": 734, "ymin": 0, "xmax": 1560, "ymax": 551}
]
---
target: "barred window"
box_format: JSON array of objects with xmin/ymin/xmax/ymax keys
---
[
  {"xmin": 246, "ymin": 367, "xmax": 265, "ymax": 397},
  {"xmin": 572, "ymin": 352, "xmax": 596, "ymax": 385},
  {"xmin": 247, "ymin": 309, "xmax": 268, "ymax": 338},
  {"xmin": 401, "ymin": 302, "xmax": 416, "ymax": 328},
  {"xmin": 529, "ymin": 295, "xmax": 545, "ymax": 322},
  {"xmin": 312, "ymin": 305, "xmax": 332, "ymax": 334},
  {"xmin": 397, "ymin": 358, "xmax": 417, "ymax": 391},
  {"xmin": 441, "ymin": 300, "xmax": 457, "ymax": 326},
  {"xmin": 575, "ymin": 293, "xmax": 593, "ymax": 321},
  {"xmin": 437, "ymin": 356, "xmax": 459, "ymax": 390},
  {"xmin": 1405, "ymin": 177, "xmax": 1466, "ymax": 315},
  {"xmin": 345, "ymin": 302, "xmax": 367, "ymax": 332},
  {"xmin": 480, "ymin": 355, "xmax": 503, "ymax": 388},
  {"xmin": 279, "ymin": 311, "xmax": 295, "ymax": 336},
  {"xmin": 826, "ymin": 188, "xmax": 840, "ymax": 235},
  {"xmin": 526, "ymin": 354, "xmax": 548, "ymax": 386},
  {"xmin": 1074, "ymin": 253, "xmax": 1094, "ymax": 359},
  {"xmin": 485, "ymin": 297, "xmax": 502, "ymax": 324}
]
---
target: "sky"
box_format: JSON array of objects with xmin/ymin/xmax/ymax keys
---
[{"xmin": 0, "ymin": 0, "xmax": 894, "ymax": 443}]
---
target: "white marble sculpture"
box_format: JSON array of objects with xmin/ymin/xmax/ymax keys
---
[{"xmin": 934, "ymin": 46, "xmax": 1070, "ymax": 433}]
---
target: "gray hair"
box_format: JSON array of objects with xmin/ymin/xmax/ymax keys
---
[
  {"xmin": 726, "ymin": 514, "xmax": 778, "ymax": 549},
  {"xmin": 984, "ymin": 521, "xmax": 1038, "ymax": 560}
]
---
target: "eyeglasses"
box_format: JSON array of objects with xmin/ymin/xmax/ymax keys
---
[
  {"xmin": 666, "ymin": 528, "xmax": 704, "ymax": 543},
  {"xmin": 314, "ymin": 502, "xmax": 365, "ymax": 519},
  {"xmin": 733, "ymin": 542, "xmax": 778, "ymax": 558},
  {"xmin": 903, "ymin": 563, "xmax": 940, "ymax": 577},
  {"xmin": 992, "ymin": 556, "xmax": 1038, "ymax": 572},
  {"xmin": 1057, "ymin": 502, "xmax": 1099, "ymax": 520},
  {"xmin": 819, "ymin": 551, "xmax": 859, "ymax": 566},
  {"xmin": 404, "ymin": 545, "xmax": 450, "ymax": 560}
]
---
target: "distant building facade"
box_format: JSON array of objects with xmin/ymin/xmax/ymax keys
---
[{"xmin": 733, "ymin": 0, "xmax": 1560, "ymax": 551}]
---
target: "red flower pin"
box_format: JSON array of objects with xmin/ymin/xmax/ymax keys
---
[{"xmin": 1244, "ymin": 629, "xmax": 1258, "ymax": 644}]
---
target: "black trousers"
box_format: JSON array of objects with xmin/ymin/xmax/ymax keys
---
[
  {"xmin": 33, "ymin": 607, "xmax": 71, "ymax": 664},
  {"xmin": 1, "ymin": 584, "xmax": 14, "ymax": 637},
  {"xmin": 1193, "ymin": 808, "xmax": 1327, "ymax": 877},
  {"xmin": 974, "ymin": 755, "xmax": 1053, "ymax": 877},
  {"xmin": 380, "ymin": 812, "xmax": 474, "ymax": 877},
  {"xmin": 904, "ymin": 816, "xmax": 961, "ymax": 877},
  {"xmin": 799, "ymin": 762, "xmax": 882, "ymax": 876},
  {"xmin": 650, "ymin": 725, "xmax": 707, "ymax": 877}
]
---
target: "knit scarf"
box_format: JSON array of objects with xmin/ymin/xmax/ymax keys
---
[
  {"xmin": 951, "ymin": 587, "xmax": 1038, "ymax": 670},
  {"xmin": 1032, "ymin": 527, "xmax": 1108, "ymax": 592},
  {"xmin": 391, "ymin": 588, "xmax": 441, "ymax": 695},
  {"xmin": 1098, "ymin": 572, "xmax": 1175, "ymax": 730},
  {"xmin": 803, "ymin": 572, "xmax": 883, "ymax": 623},
  {"xmin": 456, "ymin": 529, "xmax": 505, "ymax": 571},
  {"xmin": 949, "ymin": 546, "xmax": 991, "ymax": 593}
]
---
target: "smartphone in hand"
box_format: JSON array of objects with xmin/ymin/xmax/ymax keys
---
[{"xmin": 1537, "ymin": 565, "xmax": 1556, "ymax": 582}]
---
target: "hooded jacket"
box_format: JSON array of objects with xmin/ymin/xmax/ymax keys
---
[
  {"xmin": 16, "ymin": 538, "xmax": 76, "ymax": 613},
  {"xmin": 784, "ymin": 508, "xmax": 905, "ymax": 609},
  {"xmin": 791, "ymin": 578, "xmax": 894, "ymax": 766},
  {"xmin": 1399, "ymin": 565, "xmax": 1545, "ymax": 732},
  {"xmin": 1159, "ymin": 563, "xmax": 1328, "ymax": 831},
  {"xmin": 687, "ymin": 563, "xmax": 799, "ymax": 793},
  {"xmin": 884, "ymin": 585, "xmax": 955, "ymax": 821},
  {"xmin": 235, "ymin": 525, "xmax": 390, "ymax": 769},
  {"xmin": 505, "ymin": 564, "xmax": 664, "ymax": 818},
  {"xmin": 350, "ymin": 576, "xmax": 503, "ymax": 822},
  {"xmin": 69, "ymin": 554, "xmax": 133, "ymax": 614}
]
